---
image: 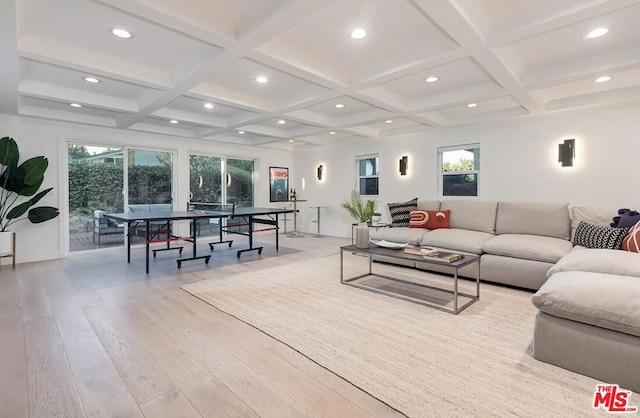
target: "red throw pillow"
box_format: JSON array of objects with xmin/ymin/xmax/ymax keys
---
[
  {"xmin": 409, "ymin": 210, "xmax": 451, "ymax": 229},
  {"xmin": 622, "ymin": 220, "xmax": 640, "ymax": 252}
]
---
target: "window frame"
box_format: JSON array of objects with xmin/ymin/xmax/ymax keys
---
[
  {"xmin": 437, "ymin": 143, "xmax": 481, "ymax": 199},
  {"xmin": 355, "ymin": 153, "xmax": 380, "ymax": 197}
]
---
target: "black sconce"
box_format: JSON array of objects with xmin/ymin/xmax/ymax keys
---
[
  {"xmin": 558, "ymin": 139, "xmax": 575, "ymax": 167},
  {"xmin": 317, "ymin": 164, "xmax": 323, "ymax": 180},
  {"xmin": 399, "ymin": 156, "xmax": 408, "ymax": 175}
]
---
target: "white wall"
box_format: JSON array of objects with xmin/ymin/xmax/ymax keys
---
[
  {"xmin": 0, "ymin": 114, "xmax": 293, "ymax": 263},
  {"xmin": 295, "ymin": 103, "xmax": 640, "ymax": 238}
]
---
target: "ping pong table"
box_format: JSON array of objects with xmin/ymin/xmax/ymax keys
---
[{"xmin": 105, "ymin": 205, "xmax": 297, "ymax": 273}]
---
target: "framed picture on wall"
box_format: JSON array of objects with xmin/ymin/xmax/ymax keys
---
[{"xmin": 269, "ymin": 166, "xmax": 289, "ymax": 202}]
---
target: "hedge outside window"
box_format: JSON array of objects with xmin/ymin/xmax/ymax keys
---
[
  {"xmin": 439, "ymin": 144, "xmax": 480, "ymax": 197},
  {"xmin": 356, "ymin": 154, "xmax": 379, "ymax": 196}
]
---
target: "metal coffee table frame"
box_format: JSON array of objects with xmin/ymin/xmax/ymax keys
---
[{"xmin": 340, "ymin": 244, "xmax": 480, "ymax": 315}]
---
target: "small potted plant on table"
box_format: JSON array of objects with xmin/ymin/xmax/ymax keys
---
[{"xmin": 341, "ymin": 190, "xmax": 377, "ymax": 248}]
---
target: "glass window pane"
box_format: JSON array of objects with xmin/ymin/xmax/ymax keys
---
[
  {"xmin": 442, "ymin": 149, "xmax": 479, "ymax": 172},
  {"xmin": 358, "ymin": 158, "xmax": 379, "ymax": 176},
  {"xmin": 189, "ymin": 154, "xmax": 222, "ymax": 203},
  {"xmin": 128, "ymin": 149, "xmax": 172, "ymax": 204},
  {"xmin": 227, "ymin": 158, "xmax": 254, "ymax": 207},
  {"xmin": 68, "ymin": 144, "xmax": 124, "ymax": 251},
  {"xmin": 443, "ymin": 173, "xmax": 478, "ymax": 196},
  {"xmin": 359, "ymin": 177, "xmax": 379, "ymax": 196}
]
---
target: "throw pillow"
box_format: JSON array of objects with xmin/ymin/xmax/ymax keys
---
[
  {"xmin": 611, "ymin": 209, "xmax": 640, "ymax": 228},
  {"xmin": 388, "ymin": 198, "xmax": 418, "ymax": 227},
  {"xmin": 622, "ymin": 220, "xmax": 640, "ymax": 253},
  {"xmin": 409, "ymin": 210, "xmax": 451, "ymax": 229},
  {"xmin": 573, "ymin": 221, "xmax": 628, "ymax": 250}
]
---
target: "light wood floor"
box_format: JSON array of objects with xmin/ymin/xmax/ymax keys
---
[{"xmin": 0, "ymin": 233, "xmax": 405, "ymax": 418}]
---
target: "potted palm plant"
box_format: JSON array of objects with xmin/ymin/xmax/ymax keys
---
[
  {"xmin": 341, "ymin": 189, "xmax": 377, "ymax": 248},
  {"xmin": 0, "ymin": 137, "xmax": 60, "ymax": 257}
]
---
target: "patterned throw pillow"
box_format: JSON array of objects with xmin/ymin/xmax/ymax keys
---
[
  {"xmin": 388, "ymin": 198, "xmax": 418, "ymax": 227},
  {"xmin": 409, "ymin": 210, "xmax": 451, "ymax": 229},
  {"xmin": 573, "ymin": 221, "xmax": 628, "ymax": 249},
  {"xmin": 622, "ymin": 220, "xmax": 640, "ymax": 252}
]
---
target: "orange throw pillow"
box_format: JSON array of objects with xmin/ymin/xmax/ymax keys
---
[
  {"xmin": 409, "ymin": 210, "xmax": 451, "ymax": 229},
  {"xmin": 622, "ymin": 220, "xmax": 640, "ymax": 252}
]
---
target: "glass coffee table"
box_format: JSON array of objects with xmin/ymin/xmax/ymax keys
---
[{"xmin": 340, "ymin": 244, "xmax": 480, "ymax": 315}]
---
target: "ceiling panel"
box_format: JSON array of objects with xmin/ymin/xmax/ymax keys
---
[
  {"xmin": 23, "ymin": 0, "xmax": 221, "ymax": 71},
  {"xmin": 303, "ymin": 96, "xmax": 383, "ymax": 118},
  {"xmin": 256, "ymin": 0, "xmax": 458, "ymax": 83},
  {"xmin": 166, "ymin": 96, "xmax": 261, "ymax": 120},
  {"xmin": 21, "ymin": 96, "xmax": 128, "ymax": 118},
  {"xmin": 435, "ymin": 96, "xmax": 521, "ymax": 119}
]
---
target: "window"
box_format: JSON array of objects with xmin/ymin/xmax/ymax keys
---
[
  {"xmin": 439, "ymin": 144, "xmax": 480, "ymax": 197},
  {"xmin": 356, "ymin": 154, "xmax": 379, "ymax": 196}
]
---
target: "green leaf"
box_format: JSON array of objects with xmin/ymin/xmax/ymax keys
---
[
  {"xmin": 27, "ymin": 206, "xmax": 60, "ymax": 224},
  {"xmin": 20, "ymin": 156, "xmax": 48, "ymax": 185},
  {"xmin": 20, "ymin": 176, "xmax": 44, "ymax": 196},
  {"xmin": 0, "ymin": 137, "xmax": 19, "ymax": 167},
  {"xmin": 6, "ymin": 201, "xmax": 31, "ymax": 219},
  {"xmin": 0, "ymin": 165, "xmax": 25, "ymax": 193}
]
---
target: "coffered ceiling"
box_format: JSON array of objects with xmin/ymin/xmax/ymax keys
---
[{"xmin": 2, "ymin": 0, "xmax": 640, "ymax": 149}]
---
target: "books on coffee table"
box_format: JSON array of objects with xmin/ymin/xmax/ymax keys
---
[
  {"xmin": 403, "ymin": 246, "xmax": 438, "ymax": 256},
  {"xmin": 422, "ymin": 250, "xmax": 463, "ymax": 263}
]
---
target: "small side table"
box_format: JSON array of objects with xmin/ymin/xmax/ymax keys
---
[
  {"xmin": 351, "ymin": 222, "xmax": 391, "ymax": 244},
  {"xmin": 310, "ymin": 205, "xmax": 326, "ymax": 238},
  {"xmin": 286, "ymin": 199, "xmax": 307, "ymax": 238}
]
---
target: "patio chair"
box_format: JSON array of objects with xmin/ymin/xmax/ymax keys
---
[{"xmin": 93, "ymin": 210, "xmax": 125, "ymax": 246}]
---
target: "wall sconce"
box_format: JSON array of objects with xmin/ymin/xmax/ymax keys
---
[
  {"xmin": 558, "ymin": 139, "xmax": 575, "ymax": 167},
  {"xmin": 317, "ymin": 164, "xmax": 324, "ymax": 180},
  {"xmin": 399, "ymin": 156, "xmax": 408, "ymax": 175}
]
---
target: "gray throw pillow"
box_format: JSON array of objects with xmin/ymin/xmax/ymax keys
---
[
  {"xmin": 573, "ymin": 221, "xmax": 628, "ymax": 250},
  {"xmin": 387, "ymin": 198, "xmax": 418, "ymax": 227}
]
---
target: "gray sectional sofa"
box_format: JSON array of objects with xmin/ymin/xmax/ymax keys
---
[
  {"xmin": 370, "ymin": 200, "xmax": 575, "ymax": 290},
  {"xmin": 370, "ymin": 200, "xmax": 640, "ymax": 392}
]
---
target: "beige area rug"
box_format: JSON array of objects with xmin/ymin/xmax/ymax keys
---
[{"xmin": 182, "ymin": 254, "xmax": 614, "ymax": 417}]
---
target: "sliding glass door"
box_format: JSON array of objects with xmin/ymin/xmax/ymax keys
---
[{"xmin": 67, "ymin": 144, "xmax": 174, "ymax": 252}]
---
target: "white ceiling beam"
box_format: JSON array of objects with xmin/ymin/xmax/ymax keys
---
[
  {"xmin": 150, "ymin": 108, "xmax": 225, "ymax": 128},
  {"xmin": 19, "ymin": 105, "xmax": 116, "ymax": 127}
]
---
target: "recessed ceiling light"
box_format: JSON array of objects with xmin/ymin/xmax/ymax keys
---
[
  {"xmin": 350, "ymin": 28, "xmax": 367, "ymax": 40},
  {"xmin": 288, "ymin": 139, "xmax": 294, "ymax": 143},
  {"xmin": 238, "ymin": 130, "xmax": 245, "ymax": 134},
  {"xmin": 111, "ymin": 28, "xmax": 133, "ymax": 39},
  {"xmin": 466, "ymin": 103, "xmax": 477, "ymax": 108},
  {"xmin": 425, "ymin": 76, "xmax": 439, "ymax": 83},
  {"xmin": 203, "ymin": 102, "xmax": 214, "ymax": 109},
  {"xmin": 585, "ymin": 28, "xmax": 608, "ymax": 39},
  {"xmin": 70, "ymin": 103, "xmax": 82, "ymax": 108},
  {"xmin": 595, "ymin": 76, "xmax": 612, "ymax": 83},
  {"xmin": 83, "ymin": 76, "xmax": 100, "ymax": 83},
  {"xmin": 329, "ymin": 131, "xmax": 336, "ymax": 135},
  {"xmin": 385, "ymin": 120, "xmax": 393, "ymax": 124},
  {"xmin": 169, "ymin": 120, "xmax": 179, "ymax": 124},
  {"xmin": 256, "ymin": 76, "xmax": 268, "ymax": 83},
  {"xmin": 335, "ymin": 103, "xmax": 345, "ymax": 108},
  {"xmin": 277, "ymin": 119, "xmax": 286, "ymax": 124}
]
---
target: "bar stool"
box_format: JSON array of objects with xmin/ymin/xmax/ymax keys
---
[{"xmin": 310, "ymin": 205, "xmax": 326, "ymax": 238}]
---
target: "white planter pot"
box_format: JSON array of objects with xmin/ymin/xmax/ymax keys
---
[
  {"xmin": 0, "ymin": 231, "xmax": 13, "ymax": 256},
  {"xmin": 355, "ymin": 222, "xmax": 370, "ymax": 249},
  {"xmin": 371, "ymin": 215, "xmax": 382, "ymax": 226}
]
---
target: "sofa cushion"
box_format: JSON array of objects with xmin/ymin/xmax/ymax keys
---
[
  {"xmin": 482, "ymin": 234, "xmax": 573, "ymax": 264},
  {"xmin": 622, "ymin": 220, "xmax": 640, "ymax": 253},
  {"xmin": 532, "ymin": 271, "xmax": 640, "ymax": 338},
  {"xmin": 439, "ymin": 200, "xmax": 497, "ymax": 234},
  {"xmin": 570, "ymin": 206, "xmax": 613, "ymax": 240},
  {"xmin": 573, "ymin": 221, "xmax": 627, "ymax": 250},
  {"xmin": 612, "ymin": 209, "xmax": 640, "ymax": 228},
  {"xmin": 387, "ymin": 198, "xmax": 418, "ymax": 227},
  {"xmin": 369, "ymin": 227, "xmax": 425, "ymax": 246},
  {"xmin": 496, "ymin": 201, "xmax": 570, "ymax": 240},
  {"xmin": 548, "ymin": 247, "xmax": 640, "ymax": 278},
  {"xmin": 409, "ymin": 210, "xmax": 450, "ymax": 229},
  {"xmin": 153, "ymin": 204, "xmax": 173, "ymax": 212},
  {"xmin": 416, "ymin": 200, "xmax": 440, "ymax": 211},
  {"xmin": 420, "ymin": 228, "xmax": 494, "ymax": 255}
]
